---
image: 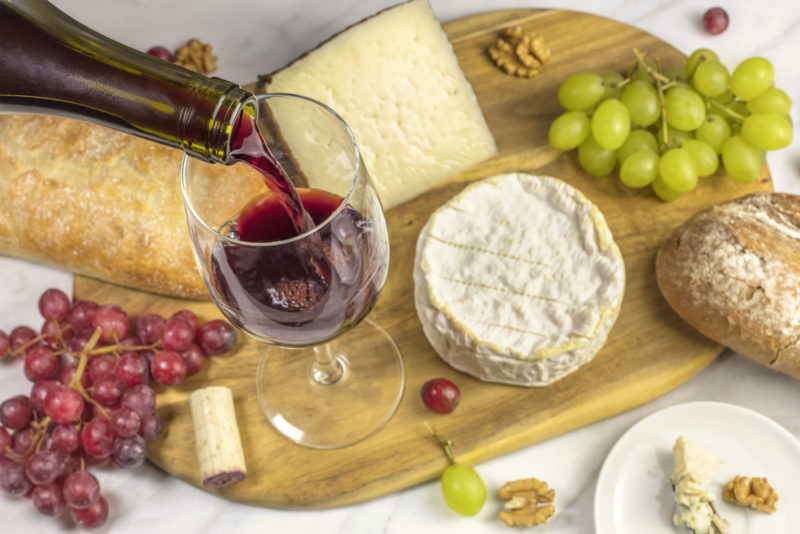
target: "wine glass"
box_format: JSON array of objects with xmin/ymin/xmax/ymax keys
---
[{"xmin": 181, "ymin": 93, "xmax": 404, "ymax": 449}]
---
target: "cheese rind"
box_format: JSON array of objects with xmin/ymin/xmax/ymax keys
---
[
  {"xmin": 413, "ymin": 173, "xmax": 625, "ymax": 386},
  {"xmin": 264, "ymin": 0, "xmax": 497, "ymax": 209}
]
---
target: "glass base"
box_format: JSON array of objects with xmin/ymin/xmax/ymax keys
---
[{"xmin": 256, "ymin": 319, "xmax": 404, "ymax": 449}]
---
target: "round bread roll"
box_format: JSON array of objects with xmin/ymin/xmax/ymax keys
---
[{"xmin": 656, "ymin": 192, "xmax": 800, "ymax": 379}]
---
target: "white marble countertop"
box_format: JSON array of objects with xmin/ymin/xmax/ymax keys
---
[{"xmin": 2, "ymin": 0, "xmax": 799, "ymax": 532}]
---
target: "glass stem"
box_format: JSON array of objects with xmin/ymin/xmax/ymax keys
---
[{"xmin": 311, "ymin": 344, "xmax": 345, "ymax": 385}]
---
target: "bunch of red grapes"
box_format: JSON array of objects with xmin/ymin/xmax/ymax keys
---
[{"xmin": 0, "ymin": 288, "xmax": 236, "ymax": 528}]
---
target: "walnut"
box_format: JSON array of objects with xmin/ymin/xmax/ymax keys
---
[
  {"xmin": 498, "ymin": 477, "xmax": 556, "ymax": 527},
  {"xmin": 723, "ymin": 476, "xmax": 779, "ymax": 513},
  {"xmin": 174, "ymin": 38, "xmax": 218, "ymax": 74},
  {"xmin": 487, "ymin": 27, "xmax": 551, "ymax": 78}
]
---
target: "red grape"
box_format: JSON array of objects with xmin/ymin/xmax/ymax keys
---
[
  {"xmin": 171, "ymin": 309, "xmax": 199, "ymax": 336},
  {"xmin": 32, "ymin": 482, "xmax": 66, "ymax": 517},
  {"xmin": 70, "ymin": 494, "xmax": 109, "ymax": 528},
  {"xmin": 111, "ymin": 435, "xmax": 146, "ymax": 468},
  {"xmin": 115, "ymin": 351, "xmax": 149, "ymax": 387},
  {"xmin": 151, "ymin": 350, "xmax": 187, "ymax": 385},
  {"xmin": 181, "ymin": 343, "xmax": 206, "ymax": 376},
  {"xmin": 44, "ymin": 385, "xmax": 85, "ymax": 424},
  {"xmin": 135, "ymin": 313, "xmax": 166, "ymax": 344},
  {"xmin": 80, "ymin": 418, "xmax": 114, "ymax": 459},
  {"xmin": 0, "ymin": 426, "xmax": 10, "ymax": 457},
  {"xmin": 87, "ymin": 354, "xmax": 117, "ymax": 383},
  {"xmin": 70, "ymin": 328, "xmax": 99, "ymax": 354},
  {"xmin": 0, "ymin": 461, "xmax": 32, "ymax": 496},
  {"xmin": 109, "ymin": 407, "xmax": 141, "ymax": 438},
  {"xmin": 0, "ymin": 396, "xmax": 33, "ymax": 430},
  {"xmin": 0, "ymin": 329, "xmax": 10, "ymax": 356},
  {"xmin": 147, "ymin": 45, "xmax": 174, "ymax": 62},
  {"xmin": 197, "ymin": 319, "xmax": 237, "ymax": 355},
  {"xmin": 10, "ymin": 325, "xmax": 37, "ymax": 354},
  {"xmin": 60, "ymin": 363, "xmax": 92, "ymax": 390},
  {"xmin": 25, "ymin": 449, "xmax": 62, "ymax": 485},
  {"xmin": 139, "ymin": 411, "xmax": 163, "ymax": 441},
  {"xmin": 702, "ymin": 7, "xmax": 729, "ymax": 34},
  {"xmin": 91, "ymin": 304, "xmax": 129, "ymax": 343},
  {"xmin": 30, "ymin": 379, "xmax": 59, "ymax": 414},
  {"xmin": 51, "ymin": 423, "xmax": 81, "ymax": 453},
  {"xmin": 67, "ymin": 300, "xmax": 98, "ymax": 331},
  {"xmin": 24, "ymin": 345, "xmax": 60, "ymax": 382},
  {"xmin": 162, "ymin": 317, "xmax": 195, "ymax": 351},
  {"xmin": 420, "ymin": 378, "xmax": 461, "ymax": 414},
  {"xmin": 11, "ymin": 428, "xmax": 34, "ymax": 456},
  {"xmin": 62, "ymin": 470, "xmax": 100, "ymax": 509},
  {"xmin": 91, "ymin": 376, "xmax": 126, "ymax": 406},
  {"xmin": 121, "ymin": 385, "xmax": 155, "ymax": 418},
  {"xmin": 118, "ymin": 334, "xmax": 142, "ymax": 347},
  {"xmin": 39, "ymin": 288, "xmax": 71, "ymax": 321},
  {"xmin": 41, "ymin": 317, "xmax": 72, "ymax": 348}
]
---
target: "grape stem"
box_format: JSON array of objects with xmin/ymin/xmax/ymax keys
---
[
  {"xmin": 710, "ymin": 99, "xmax": 747, "ymax": 121},
  {"xmin": 424, "ymin": 421, "xmax": 455, "ymax": 464},
  {"xmin": 69, "ymin": 327, "xmax": 110, "ymax": 420},
  {"xmin": 633, "ymin": 48, "xmax": 677, "ymax": 150}
]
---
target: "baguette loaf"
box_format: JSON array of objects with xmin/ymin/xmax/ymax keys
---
[
  {"xmin": 656, "ymin": 192, "xmax": 800, "ymax": 379},
  {"xmin": 0, "ymin": 114, "xmax": 247, "ymax": 299}
]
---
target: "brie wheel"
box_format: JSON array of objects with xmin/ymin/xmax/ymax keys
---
[{"xmin": 413, "ymin": 173, "xmax": 625, "ymax": 386}]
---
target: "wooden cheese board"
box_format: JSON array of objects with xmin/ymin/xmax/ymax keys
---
[{"xmin": 74, "ymin": 8, "xmax": 772, "ymax": 508}]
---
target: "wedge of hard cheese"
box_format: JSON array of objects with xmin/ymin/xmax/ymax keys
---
[{"xmin": 262, "ymin": 0, "xmax": 498, "ymax": 210}]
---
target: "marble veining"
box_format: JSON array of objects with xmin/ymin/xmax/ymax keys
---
[{"xmin": 2, "ymin": 0, "xmax": 799, "ymax": 532}]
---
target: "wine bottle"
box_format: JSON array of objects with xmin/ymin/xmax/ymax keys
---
[{"xmin": 0, "ymin": 0, "xmax": 254, "ymax": 163}]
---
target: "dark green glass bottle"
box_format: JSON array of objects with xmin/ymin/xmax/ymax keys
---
[{"xmin": 0, "ymin": 0, "xmax": 255, "ymax": 163}]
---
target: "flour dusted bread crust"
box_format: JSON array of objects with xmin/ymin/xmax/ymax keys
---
[
  {"xmin": 656, "ymin": 192, "xmax": 800, "ymax": 379},
  {"xmin": 0, "ymin": 114, "xmax": 235, "ymax": 299}
]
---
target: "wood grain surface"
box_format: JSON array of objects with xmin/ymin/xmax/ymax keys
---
[{"xmin": 74, "ymin": 8, "xmax": 772, "ymax": 508}]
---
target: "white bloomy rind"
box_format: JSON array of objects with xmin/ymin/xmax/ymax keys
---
[
  {"xmin": 190, "ymin": 386, "xmax": 247, "ymax": 488},
  {"xmin": 413, "ymin": 173, "xmax": 625, "ymax": 386}
]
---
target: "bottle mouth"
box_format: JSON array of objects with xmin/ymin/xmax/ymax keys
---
[{"xmin": 195, "ymin": 81, "xmax": 256, "ymax": 164}]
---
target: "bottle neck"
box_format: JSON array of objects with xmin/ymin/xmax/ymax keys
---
[{"xmin": 0, "ymin": 0, "xmax": 254, "ymax": 164}]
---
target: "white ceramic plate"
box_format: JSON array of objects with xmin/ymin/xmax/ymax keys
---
[{"xmin": 594, "ymin": 402, "xmax": 800, "ymax": 533}]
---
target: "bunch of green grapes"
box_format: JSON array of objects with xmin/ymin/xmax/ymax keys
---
[{"xmin": 548, "ymin": 48, "xmax": 793, "ymax": 201}]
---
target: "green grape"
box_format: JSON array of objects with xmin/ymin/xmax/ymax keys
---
[
  {"xmin": 620, "ymin": 149, "xmax": 659, "ymax": 188},
  {"xmin": 658, "ymin": 148, "xmax": 698, "ymax": 192},
  {"xmin": 600, "ymin": 70, "xmax": 624, "ymax": 100},
  {"xmin": 657, "ymin": 123, "xmax": 694, "ymax": 148},
  {"xmin": 691, "ymin": 60, "xmax": 730, "ymax": 98},
  {"xmin": 695, "ymin": 113, "xmax": 731, "ymax": 154},
  {"xmin": 682, "ymin": 139, "xmax": 719, "ymax": 177},
  {"xmin": 652, "ymin": 176, "xmax": 683, "ymax": 202},
  {"xmin": 664, "ymin": 86, "xmax": 706, "ymax": 131},
  {"xmin": 549, "ymin": 111, "xmax": 591, "ymax": 150},
  {"xmin": 665, "ymin": 66, "xmax": 689, "ymax": 83},
  {"xmin": 620, "ymin": 80, "xmax": 660, "ymax": 127},
  {"xmin": 711, "ymin": 89, "xmax": 734, "ymax": 105},
  {"xmin": 741, "ymin": 113, "xmax": 794, "ymax": 150},
  {"xmin": 618, "ymin": 129, "xmax": 658, "ymax": 164},
  {"xmin": 747, "ymin": 87, "xmax": 792, "ymax": 115},
  {"xmin": 578, "ymin": 135, "xmax": 617, "ymax": 176},
  {"xmin": 686, "ymin": 48, "xmax": 720, "ymax": 74},
  {"xmin": 558, "ymin": 72, "xmax": 605, "ymax": 111},
  {"xmin": 441, "ymin": 463, "xmax": 486, "ymax": 516},
  {"xmin": 591, "ymin": 99, "xmax": 630, "ymax": 150},
  {"xmin": 730, "ymin": 57, "xmax": 774, "ymax": 101},
  {"xmin": 721, "ymin": 135, "xmax": 765, "ymax": 183}
]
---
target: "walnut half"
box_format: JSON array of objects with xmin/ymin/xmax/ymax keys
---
[
  {"xmin": 498, "ymin": 477, "xmax": 556, "ymax": 527},
  {"xmin": 175, "ymin": 38, "xmax": 218, "ymax": 75},
  {"xmin": 488, "ymin": 27, "xmax": 551, "ymax": 78},
  {"xmin": 722, "ymin": 476, "xmax": 779, "ymax": 513}
]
